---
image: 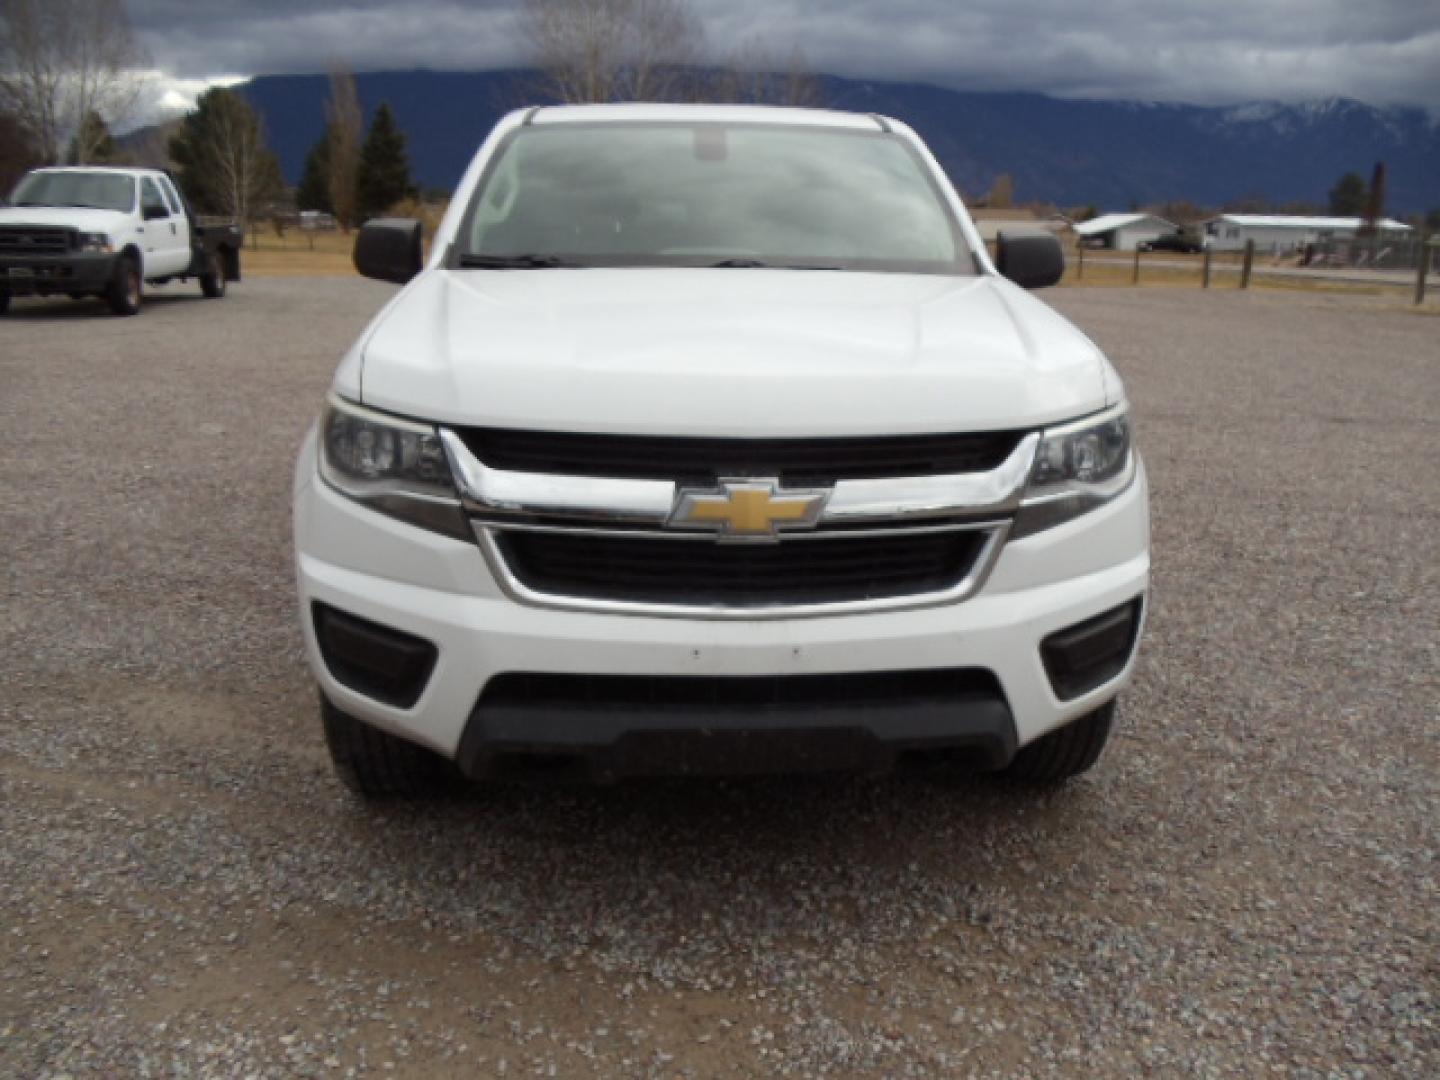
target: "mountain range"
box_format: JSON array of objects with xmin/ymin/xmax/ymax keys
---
[{"xmin": 236, "ymin": 69, "xmax": 1440, "ymax": 214}]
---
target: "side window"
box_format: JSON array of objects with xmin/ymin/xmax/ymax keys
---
[
  {"xmin": 158, "ymin": 176, "xmax": 182, "ymax": 215},
  {"xmin": 140, "ymin": 177, "xmax": 169, "ymax": 218}
]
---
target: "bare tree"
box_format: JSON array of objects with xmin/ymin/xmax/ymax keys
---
[
  {"xmin": 985, "ymin": 173, "xmax": 1015, "ymax": 209},
  {"xmin": 208, "ymin": 95, "xmax": 277, "ymax": 226},
  {"xmin": 524, "ymin": 0, "xmax": 702, "ymax": 103},
  {"xmin": 0, "ymin": 104, "xmax": 40, "ymax": 190},
  {"xmin": 169, "ymin": 87, "xmax": 283, "ymax": 226},
  {"xmin": 708, "ymin": 41, "xmax": 821, "ymax": 107},
  {"xmin": 0, "ymin": 0, "xmax": 150, "ymax": 164},
  {"xmin": 325, "ymin": 65, "xmax": 363, "ymax": 230}
]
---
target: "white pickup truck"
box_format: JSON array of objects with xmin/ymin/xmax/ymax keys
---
[
  {"xmin": 294, "ymin": 104, "xmax": 1149, "ymax": 797},
  {"xmin": 0, "ymin": 166, "xmax": 240, "ymax": 316}
]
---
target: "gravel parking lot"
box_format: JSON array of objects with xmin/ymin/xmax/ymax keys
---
[{"xmin": 2, "ymin": 279, "xmax": 1436, "ymax": 1077}]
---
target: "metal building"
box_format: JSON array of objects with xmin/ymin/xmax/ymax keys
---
[
  {"xmin": 1201, "ymin": 214, "xmax": 1412, "ymax": 253},
  {"xmin": 1072, "ymin": 213, "xmax": 1177, "ymax": 251}
]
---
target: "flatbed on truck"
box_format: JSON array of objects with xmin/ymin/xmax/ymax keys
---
[{"xmin": 0, "ymin": 166, "xmax": 241, "ymax": 316}]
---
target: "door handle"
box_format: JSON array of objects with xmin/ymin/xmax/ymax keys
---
[
  {"xmin": 136, "ymin": 227, "xmax": 144, "ymax": 233},
  {"xmin": 170, "ymin": 223, "xmax": 177, "ymax": 235}
]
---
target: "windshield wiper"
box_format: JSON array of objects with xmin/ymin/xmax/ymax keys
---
[
  {"xmin": 709, "ymin": 258, "xmax": 843, "ymax": 270},
  {"xmin": 459, "ymin": 253, "xmax": 574, "ymax": 269}
]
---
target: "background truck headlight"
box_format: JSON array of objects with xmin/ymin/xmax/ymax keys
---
[
  {"xmin": 1012, "ymin": 404, "xmax": 1135, "ymax": 538},
  {"xmin": 77, "ymin": 232, "xmax": 113, "ymax": 253},
  {"xmin": 318, "ymin": 393, "xmax": 470, "ymax": 539}
]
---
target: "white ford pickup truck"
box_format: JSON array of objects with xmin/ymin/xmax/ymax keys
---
[
  {"xmin": 293, "ymin": 104, "xmax": 1149, "ymax": 796},
  {"xmin": 0, "ymin": 166, "xmax": 239, "ymax": 316}
]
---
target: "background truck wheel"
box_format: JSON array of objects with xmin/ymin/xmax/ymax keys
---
[
  {"xmin": 199, "ymin": 250, "xmax": 226, "ymax": 298},
  {"xmin": 106, "ymin": 256, "xmax": 141, "ymax": 316},
  {"xmin": 1002, "ymin": 700, "xmax": 1116, "ymax": 783},
  {"xmin": 0, "ymin": 290, "xmax": 9, "ymax": 315},
  {"xmin": 321, "ymin": 696, "xmax": 462, "ymax": 799}
]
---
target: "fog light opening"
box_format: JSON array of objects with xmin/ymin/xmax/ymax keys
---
[
  {"xmin": 1040, "ymin": 598, "xmax": 1142, "ymax": 701},
  {"xmin": 312, "ymin": 602, "xmax": 437, "ymax": 708}
]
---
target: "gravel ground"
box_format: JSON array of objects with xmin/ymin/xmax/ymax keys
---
[{"xmin": 1, "ymin": 280, "xmax": 1436, "ymax": 1078}]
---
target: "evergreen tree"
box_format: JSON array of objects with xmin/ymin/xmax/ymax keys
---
[
  {"xmin": 169, "ymin": 87, "xmax": 284, "ymax": 223},
  {"xmin": 356, "ymin": 103, "xmax": 415, "ymax": 221},
  {"xmin": 297, "ymin": 130, "xmax": 333, "ymax": 213},
  {"xmin": 66, "ymin": 110, "xmax": 119, "ymax": 164},
  {"xmin": 1327, "ymin": 172, "xmax": 1368, "ymax": 217}
]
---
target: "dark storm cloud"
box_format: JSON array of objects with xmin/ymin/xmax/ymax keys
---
[{"xmin": 127, "ymin": 0, "xmax": 1440, "ymax": 109}]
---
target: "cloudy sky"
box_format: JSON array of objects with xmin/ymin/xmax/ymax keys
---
[{"xmin": 128, "ymin": 0, "xmax": 1440, "ymax": 115}]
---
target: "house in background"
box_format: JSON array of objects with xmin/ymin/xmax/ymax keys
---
[
  {"xmin": 1072, "ymin": 213, "xmax": 1177, "ymax": 251},
  {"xmin": 1201, "ymin": 214, "xmax": 1412, "ymax": 253}
]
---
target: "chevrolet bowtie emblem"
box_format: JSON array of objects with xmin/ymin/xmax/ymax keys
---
[{"xmin": 670, "ymin": 480, "xmax": 829, "ymax": 539}]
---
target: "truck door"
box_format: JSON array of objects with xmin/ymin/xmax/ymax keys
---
[{"xmin": 138, "ymin": 176, "xmax": 189, "ymax": 276}]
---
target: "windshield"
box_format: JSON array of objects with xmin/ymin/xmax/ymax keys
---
[
  {"xmin": 458, "ymin": 123, "xmax": 970, "ymax": 274},
  {"xmin": 11, "ymin": 171, "xmax": 136, "ymax": 212}
]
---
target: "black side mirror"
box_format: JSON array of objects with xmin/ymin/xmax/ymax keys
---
[
  {"xmin": 995, "ymin": 231, "xmax": 1064, "ymax": 289},
  {"xmin": 143, "ymin": 204, "xmax": 169, "ymax": 221},
  {"xmin": 354, "ymin": 218, "xmax": 423, "ymax": 284}
]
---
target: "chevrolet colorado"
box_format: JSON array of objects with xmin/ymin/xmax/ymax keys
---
[
  {"xmin": 0, "ymin": 166, "xmax": 240, "ymax": 316},
  {"xmin": 293, "ymin": 104, "xmax": 1150, "ymax": 796}
]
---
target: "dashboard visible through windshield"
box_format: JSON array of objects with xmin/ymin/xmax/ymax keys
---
[{"xmin": 456, "ymin": 123, "xmax": 972, "ymax": 275}]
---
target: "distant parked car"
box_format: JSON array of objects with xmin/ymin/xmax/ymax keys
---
[{"xmin": 1137, "ymin": 233, "xmax": 1203, "ymax": 254}]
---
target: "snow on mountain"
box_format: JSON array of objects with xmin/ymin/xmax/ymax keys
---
[{"xmin": 230, "ymin": 70, "xmax": 1439, "ymax": 213}]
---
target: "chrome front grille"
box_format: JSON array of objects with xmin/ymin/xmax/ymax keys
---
[
  {"xmin": 440, "ymin": 427, "xmax": 1037, "ymax": 618},
  {"xmin": 0, "ymin": 226, "xmax": 75, "ymax": 256}
]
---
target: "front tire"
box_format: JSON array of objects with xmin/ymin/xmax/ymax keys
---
[
  {"xmin": 320, "ymin": 696, "xmax": 462, "ymax": 799},
  {"xmin": 0, "ymin": 290, "xmax": 9, "ymax": 315},
  {"xmin": 1002, "ymin": 700, "xmax": 1116, "ymax": 783},
  {"xmin": 200, "ymin": 250, "xmax": 226, "ymax": 298},
  {"xmin": 106, "ymin": 256, "xmax": 141, "ymax": 316}
]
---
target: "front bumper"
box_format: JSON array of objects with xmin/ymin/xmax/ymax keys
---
[
  {"xmin": 0, "ymin": 252, "xmax": 116, "ymax": 295},
  {"xmin": 293, "ymin": 430, "xmax": 1149, "ymax": 773}
]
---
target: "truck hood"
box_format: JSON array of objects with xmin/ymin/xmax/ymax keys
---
[
  {"xmin": 352, "ymin": 268, "xmax": 1111, "ymax": 436},
  {"xmin": 0, "ymin": 206, "xmax": 130, "ymax": 234}
]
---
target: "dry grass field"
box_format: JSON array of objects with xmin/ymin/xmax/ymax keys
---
[
  {"xmin": 240, "ymin": 228, "xmax": 362, "ymax": 276},
  {"xmin": 239, "ymin": 231, "xmax": 1428, "ymax": 305},
  {"xmin": 1060, "ymin": 257, "xmax": 1407, "ymax": 298}
]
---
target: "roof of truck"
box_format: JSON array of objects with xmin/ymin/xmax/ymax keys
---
[
  {"xmin": 27, "ymin": 165, "xmax": 170, "ymax": 179},
  {"xmin": 525, "ymin": 103, "xmax": 899, "ymax": 132}
]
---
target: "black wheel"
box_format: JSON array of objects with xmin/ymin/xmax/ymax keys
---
[
  {"xmin": 106, "ymin": 256, "xmax": 141, "ymax": 316},
  {"xmin": 200, "ymin": 250, "xmax": 226, "ymax": 298},
  {"xmin": 1003, "ymin": 700, "xmax": 1116, "ymax": 783},
  {"xmin": 68, "ymin": 291, "xmax": 88, "ymax": 300},
  {"xmin": 0, "ymin": 290, "xmax": 9, "ymax": 315},
  {"xmin": 320, "ymin": 696, "xmax": 462, "ymax": 799}
]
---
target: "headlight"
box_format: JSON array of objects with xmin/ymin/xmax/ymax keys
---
[
  {"xmin": 317, "ymin": 393, "xmax": 471, "ymax": 540},
  {"xmin": 78, "ymin": 232, "xmax": 113, "ymax": 253},
  {"xmin": 1012, "ymin": 404, "xmax": 1135, "ymax": 538}
]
